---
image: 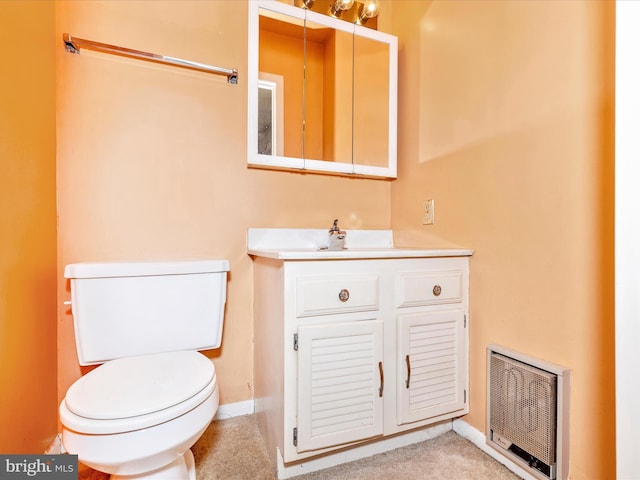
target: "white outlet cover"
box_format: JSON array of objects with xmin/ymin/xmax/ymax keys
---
[{"xmin": 423, "ymin": 199, "xmax": 434, "ymax": 225}]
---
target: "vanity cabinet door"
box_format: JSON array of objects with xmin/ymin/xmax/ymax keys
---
[
  {"xmin": 396, "ymin": 310, "xmax": 467, "ymax": 425},
  {"xmin": 296, "ymin": 319, "xmax": 384, "ymax": 453}
]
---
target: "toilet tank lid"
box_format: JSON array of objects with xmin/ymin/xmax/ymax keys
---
[{"xmin": 64, "ymin": 259, "xmax": 230, "ymax": 279}]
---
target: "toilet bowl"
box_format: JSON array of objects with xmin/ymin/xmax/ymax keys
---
[
  {"xmin": 60, "ymin": 351, "xmax": 218, "ymax": 480},
  {"xmin": 59, "ymin": 260, "xmax": 229, "ymax": 480}
]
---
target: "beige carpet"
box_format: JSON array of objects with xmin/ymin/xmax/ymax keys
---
[{"xmin": 79, "ymin": 414, "xmax": 522, "ymax": 479}]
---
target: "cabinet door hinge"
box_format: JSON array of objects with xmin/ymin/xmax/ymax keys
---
[
  {"xmin": 293, "ymin": 427, "xmax": 298, "ymax": 446},
  {"xmin": 464, "ymin": 389, "xmax": 467, "ymax": 403},
  {"xmin": 464, "ymin": 314, "xmax": 467, "ymax": 328},
  {"xmin": 293, "ymin": 333, "xmax": 299, "ymax": 351}
]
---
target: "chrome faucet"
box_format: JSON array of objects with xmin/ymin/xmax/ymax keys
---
[{"xmin": 327, "ymin": 219, "xmax": 346, "ymax": 250}]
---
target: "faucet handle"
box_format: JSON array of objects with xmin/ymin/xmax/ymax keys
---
[{"xmin": 327, "ymin": 219, "xmax": 346, "ymax": 250}]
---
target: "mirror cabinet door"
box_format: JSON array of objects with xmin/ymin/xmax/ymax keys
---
[{"xmin": 353, "ymin": 30, "xmax": 390, "ymax": 168}]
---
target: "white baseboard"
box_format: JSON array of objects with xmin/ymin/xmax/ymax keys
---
[
  {"xmin": 214, "ymin": 399, "xmax": 255, "ymax": 420},
  {"xmin": 452, "ymin": 418, "xmax": 536, "ymax": 480},
  {"xmin": 45, "ymin": 433, "xmax": 65, "ymax": 454},
  {"xmin": 276, "ymin": 422, "xmax": 453, "ymax": 479}
]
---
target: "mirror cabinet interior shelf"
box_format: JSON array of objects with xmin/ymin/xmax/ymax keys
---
[{"xmin": 247, "ymin": 0, "xmax": 398, "ymax": 179}]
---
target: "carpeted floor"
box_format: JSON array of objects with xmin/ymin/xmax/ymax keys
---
[{"xmin": 79, "ymin": 414, "xmax": 522, "ymax": 479}]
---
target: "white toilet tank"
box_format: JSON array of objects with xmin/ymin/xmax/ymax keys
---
[{"xmin": 65, "ymin": 259, "xmax": 230, "ymax": 365}]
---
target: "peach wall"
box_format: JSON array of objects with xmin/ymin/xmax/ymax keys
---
[
  {"xmin": 0, "ymin": 2, "xmax": 58, "ymax": 452},
  {"xmin": 56, "ymin": 1, "xmax": 390, "ymax": 408},
  {"xmin": 390, "ymin": 1, "xmax": 615, "ymax": 479}
]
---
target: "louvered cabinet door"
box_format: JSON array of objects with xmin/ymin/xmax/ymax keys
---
[
  {"xmin": 397, "ymin": 309, "xmax": 467, "ymax": 425},
  {"xmin": 296, "ymin": 319, "xmax": 384, "ymax": 453}
]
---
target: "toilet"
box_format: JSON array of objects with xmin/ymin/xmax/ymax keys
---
[{"xmin": 59, "ymin": 259, "xmax": 229, "ymax": 480}]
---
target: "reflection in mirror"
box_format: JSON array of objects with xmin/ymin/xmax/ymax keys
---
[
  {"xmin": 259, "ymin": 9, "xmax": 305, "ymax": 158},
  {"xmin": 258, "ymin": 74, "xmax": 284, "ymax": 156},
  {"xmin": 303, "ymin": 18, "xmax": 353, "ymax": 164},
  {"xmin": 258, "ymin": 80, "xmax": 275, "ymax": 155}
]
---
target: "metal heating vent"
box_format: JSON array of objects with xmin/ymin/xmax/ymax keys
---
[{"xmin": 487, "ymin": 345, "xmax": 570, "ymax": 480}]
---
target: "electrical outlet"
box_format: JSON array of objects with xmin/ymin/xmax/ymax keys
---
[{"xmin": 423, "ymin": 199, "xmax": 434, "ymax": 225}]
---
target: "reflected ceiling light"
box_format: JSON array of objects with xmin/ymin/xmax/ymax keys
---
[
  {"xmin": 330, "ymin": 0, "xmax": 355, "ymax": 17},
  {"xmin": 358, "ymin": 0, "xmax": 379, "ymax": 24},
  {"xmin": 299, "ymin": 0, "xmax": 315, "ymax": 8}
]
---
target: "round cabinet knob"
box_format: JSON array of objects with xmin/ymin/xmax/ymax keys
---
[
  {"xmin": 432, "ymin": 285, "xmax": 442, "ymax": 296},
  {"xmin": 338, "ymin": 289, "xmax": 350, "ymax": 302}
]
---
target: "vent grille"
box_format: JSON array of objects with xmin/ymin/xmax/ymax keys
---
[
  {"xmin": 487, "ymin": 346, "xmax": 570, "ymax": 480},
  {"xmin": 490, "ymin": 353, "xmax": 556, "ymax": 465}
]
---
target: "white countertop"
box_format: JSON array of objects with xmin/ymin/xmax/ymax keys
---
[
  {"xmin": 247, "ymin": 228, "xmax": 473, "ymax": 260},
  {"xmin": 247, "ymin": 247, "xmax": 473, "ymax": 260}
]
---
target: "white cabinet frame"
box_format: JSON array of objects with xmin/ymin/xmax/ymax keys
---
[{"xmin": 252, "ymin": 256, "xmax": 470, "ymax": 475}]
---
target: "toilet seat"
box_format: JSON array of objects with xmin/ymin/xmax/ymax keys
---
[{"xmin": 60, "ymin": 351, "xmax": 217, "ymax": 435}]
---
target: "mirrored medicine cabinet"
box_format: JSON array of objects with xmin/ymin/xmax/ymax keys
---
[{"xmin": 247, "ymin": 0, "xmax": 398, "ymax": 179}]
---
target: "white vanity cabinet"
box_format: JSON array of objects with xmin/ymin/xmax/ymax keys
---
[{"xmin": 251, "ymin": 249, "xmax": 471, "ymax": 474}]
